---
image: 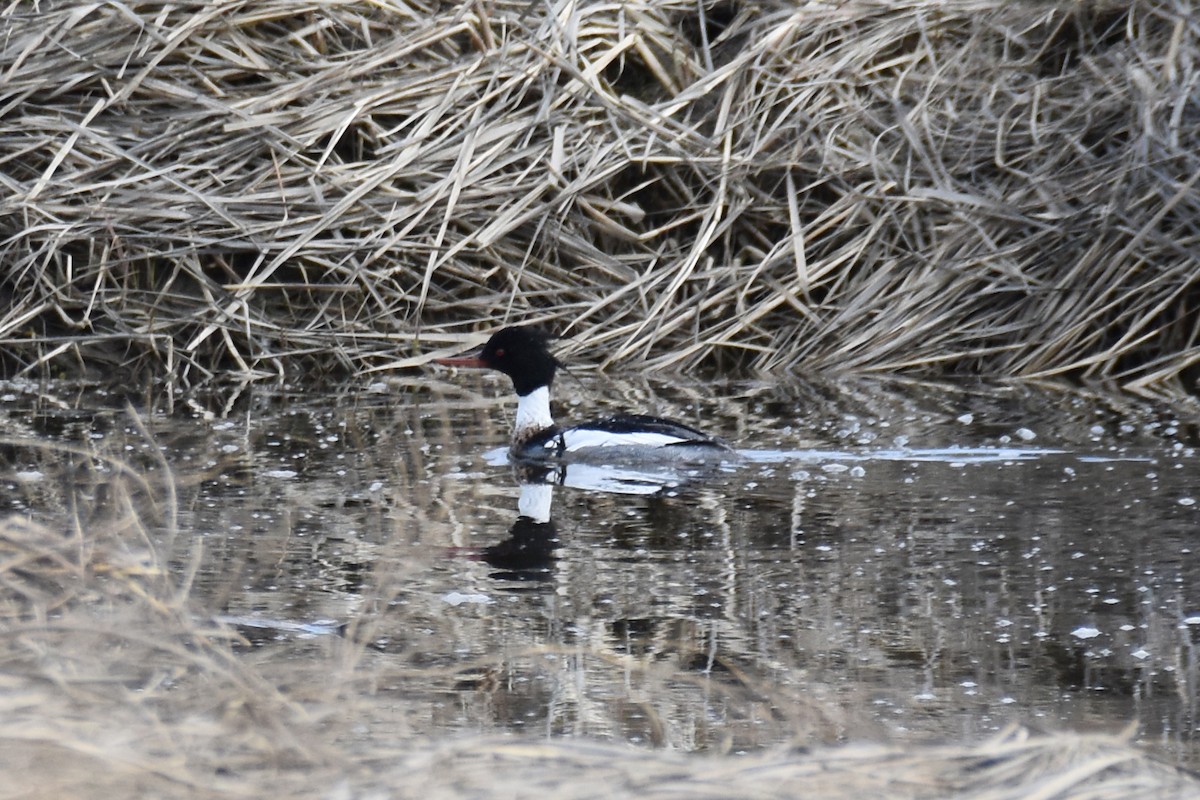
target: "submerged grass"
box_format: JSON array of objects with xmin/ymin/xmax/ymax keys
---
[
  {"xmin": 2, "ymin": 0, "xmax": 1200, "ymax": 391},
  {"xmin": 1, "ymin": 422, "xmax": 1197, "ymax": 798}
]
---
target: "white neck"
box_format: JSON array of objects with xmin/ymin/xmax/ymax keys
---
[
  {"xmin": 517, "ymin": 483, "xmax": 553, "ymax": 522},
  {"xmin": 514, "ymin": 386, "xmax": 555, "ymax": 445}
]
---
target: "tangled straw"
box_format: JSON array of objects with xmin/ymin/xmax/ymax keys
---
[{"xmin": 2, "ymin": 1, "xmax": 1198, "ymax": 392}]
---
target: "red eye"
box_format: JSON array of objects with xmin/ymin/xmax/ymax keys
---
[{"xmin": 494, "ymin": 348, "xmax": 505, "ymax": 357}]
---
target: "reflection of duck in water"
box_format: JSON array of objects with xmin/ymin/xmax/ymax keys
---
[
  {"xmin": 481, "ymin": 482, "xmax": 558, "ymax": 583},
  {"xmin": 513, "ymin": 459, "xmax": 701, "ymax": 496},
  {"xmin": 435, "ymin": 326, "xmax": 735, "ymax": 464}
]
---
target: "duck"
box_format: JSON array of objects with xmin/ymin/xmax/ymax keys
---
[{"xmin": 434, "ymin": 326, "xmax": 734, "ymax": 464}]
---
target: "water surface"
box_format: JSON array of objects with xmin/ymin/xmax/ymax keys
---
[{"xmin": 3, "ymin": 372, "xmax": 1198, "ymax": 762}]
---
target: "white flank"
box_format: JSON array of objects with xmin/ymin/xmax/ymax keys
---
[{"xmin": 555, "ymin": 429, "xmax": 690, "ymax": 452}]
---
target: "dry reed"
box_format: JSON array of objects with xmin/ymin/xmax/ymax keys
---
[
  {"xmin": 2, "ymin": 473, "xmax": 1196, "ymax": 800},
  {"xmin": 2, "ymin": 515, "xmax": 1196, "ymax": 798},
  {"xmin": 2, "ymin": 1, "xmax": 1199, "ymax": 392}
]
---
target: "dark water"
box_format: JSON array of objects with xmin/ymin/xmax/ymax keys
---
[{"xmin": 3, "ymin": 372, "xmax": 1199, "ymax": 762}]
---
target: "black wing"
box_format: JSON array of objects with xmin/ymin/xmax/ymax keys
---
[{"xmin": 582, "ymin": 414, "xmax": 729, "ymax": 448}]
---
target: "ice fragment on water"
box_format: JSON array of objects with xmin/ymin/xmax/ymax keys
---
[
  {"xmin": 1015, "ymin": 428, "xmax": 1037, "ymax": 441},
  {"xmin": 1071, "ymin": 626, "xmax": 1101, "ymax": 639},
  {"xmin": 442, "ymin": 592, "xmax": 493, "ymax": 606}
]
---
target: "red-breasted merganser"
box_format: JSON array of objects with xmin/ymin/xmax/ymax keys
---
[{"xmin": 434, "ymin": 326, "xmax": 734, "ymax": 463}]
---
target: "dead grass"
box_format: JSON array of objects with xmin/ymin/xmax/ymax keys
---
[
  {"xmin": 387, "ymin": 728, "xmax": 1200, "ymax": 800},
  {"xmin": 2, "ymin": 472, "xmax": 1196, "ymax": 800},
  {"xmin": 2, "ymin": 1, "xmax": 1199, "ymax": 390},
  {"xmin": 2, "ymin": 508, "xmax": 1197, "ymax": 800}
]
